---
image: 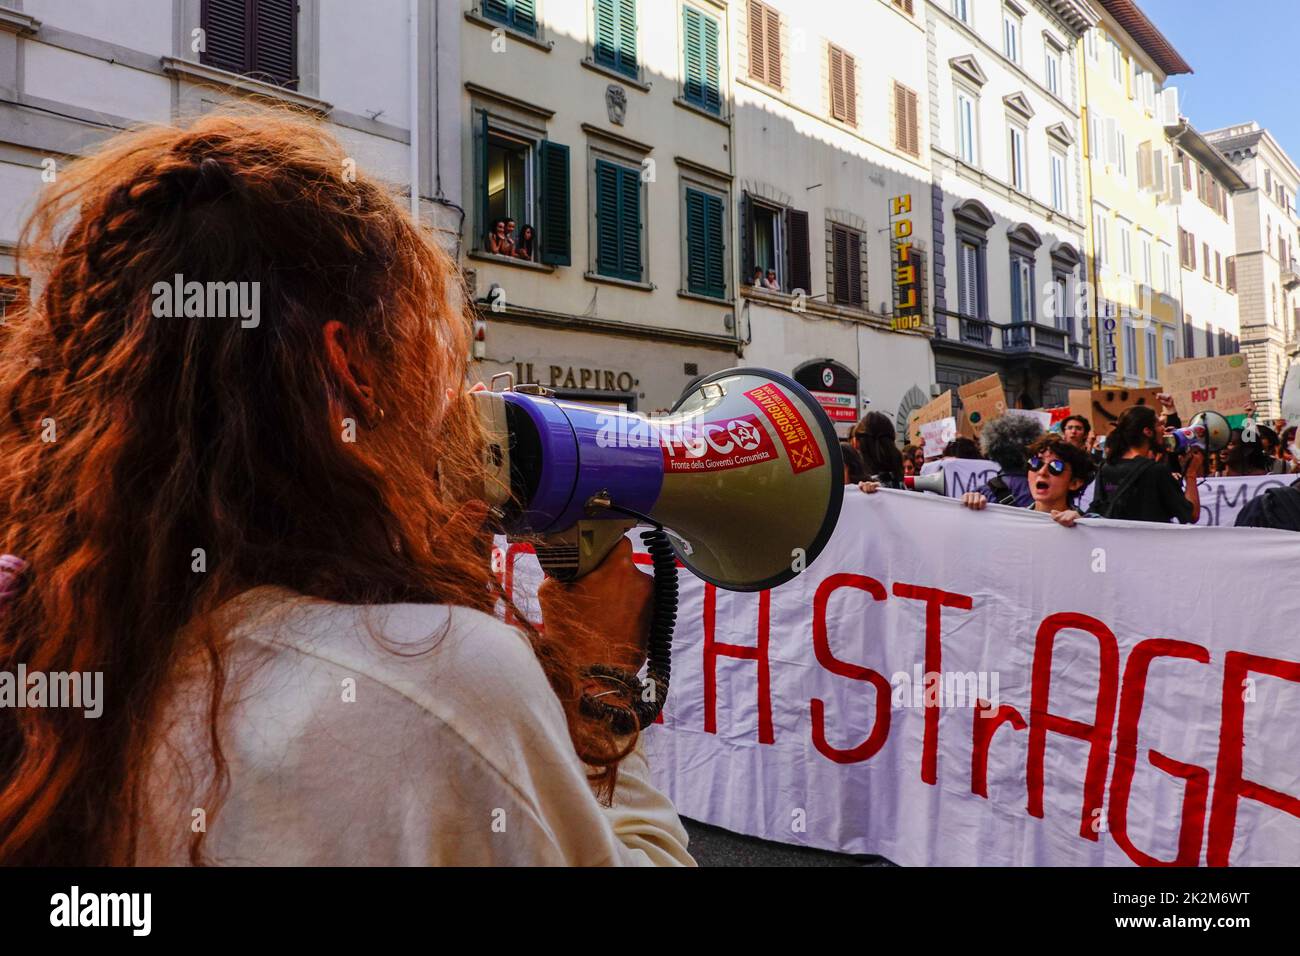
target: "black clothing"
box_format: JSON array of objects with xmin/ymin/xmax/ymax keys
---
[
  {"xmin": 1090, "ymin": 456, "xmax": 1195, "ymax": 523},
  {"xmin": 1234, "ymin": 479, "xmax": 1300, "ymax": 531}
]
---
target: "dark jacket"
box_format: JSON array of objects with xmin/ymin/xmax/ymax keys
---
[{"xmin": 977, "ymin": 471, "xmax": 1033, "ymax": 508}]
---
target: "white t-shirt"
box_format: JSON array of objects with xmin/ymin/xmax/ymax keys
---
[{"xmin": 136, "ymin": 587, "xmax": 694, "ymax": 866}]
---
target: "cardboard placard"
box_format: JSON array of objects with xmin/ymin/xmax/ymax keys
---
[
  {"xmin": 919, "ymin": 416, "xmax": 957, "ymax": 458},
  {"xmin": 1069, "ymin": 387, "xmax": 1163, "ymax": 436},
  {"xmin": 1003, "ymin": 408, "xmax": 1052, "ymax": 430},
  {"xmin": 1162, "ymin": 354, "xmax": 1252, "ymax": 421},
  {"xmin": 910, "ymin": 391, "xmax": 953, "ymax": 445},
  {"xmin": 957, "ymin": 373, "xmax": 1007, "ymax": 439}
]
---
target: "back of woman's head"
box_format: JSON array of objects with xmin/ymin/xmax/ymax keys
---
[
  {"xmin": 852, "ymin": 411, "xmax": 903, "ymax": 480},
  {"xmin": 979, "ymin": 415, "xmax": 1044, "ymax": 471},
  {"xmin": 1105, "ymin": 405, "xmax": 1158, "ymax": 462},
  {"xmin": 0, "ymin": 109, "xmax": 618, "ymax": 865}
]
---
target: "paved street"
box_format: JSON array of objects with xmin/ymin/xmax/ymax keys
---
[{"xmin": 683, "ymin": 818, "xmax": 894, "ymax": 868}]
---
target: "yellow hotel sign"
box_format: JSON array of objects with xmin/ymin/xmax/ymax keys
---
[{"xmin": 889, "ymin": 193, "xmax": 923, "ymax": 331}]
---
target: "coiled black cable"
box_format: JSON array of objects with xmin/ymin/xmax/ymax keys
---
[{"xmin": 579, "ymin": 526, "xmax": 677, "ymax": 735}]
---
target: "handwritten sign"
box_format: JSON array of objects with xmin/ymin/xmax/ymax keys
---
[{"xmin": 1162, "ymin": 354, "xmax": 1252, "ymax": 421}]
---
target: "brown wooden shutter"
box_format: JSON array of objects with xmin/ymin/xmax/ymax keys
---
[
  {"xmin": 747, "ymin": 0, "xmax": 766, "ymax": 82},
  {"xmin": 832, "ymin": 225, "xmax": 850, "ymax": 303},
  {"xmin": 1227, "ymin": 255, "xmax": 1237, "ymax": 292},
  {"xmin": 844, "ymin": 52, "xmax": 856, "ymax": 125},
  {"xmin": 896, "ymin": 83, "xmax": 919, "ymax": 156},
  {"xmin": 787, "ymin": 208, "xmax": 811, "ymax": 294},
  {"xmin": 764, "ymin": 5, "xmax": 781, "ymax": 88},
  {"xmin": 830, "ymin": 46, "xmax": 845, "ymax": 121},
  {"xmin": 847, "ymin": 229, "xmax": 863, "ymax": 306},
  {"xmin": 893, "ymin": 0, "xmax": 915, "ymax": 13}
]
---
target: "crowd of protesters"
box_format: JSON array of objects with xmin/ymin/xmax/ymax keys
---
[{"xmin": 848, "ymin": 394, "xmax": 1300, "ymax": 531}]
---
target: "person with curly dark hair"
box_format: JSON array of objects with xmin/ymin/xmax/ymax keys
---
[
  {"xmin": 973, "ymin": 414, "xmax": 1045, "ymax": 507},
  {"xmin": 959, "ymin": 435, "xmax": 1095, "ymax": 526}
]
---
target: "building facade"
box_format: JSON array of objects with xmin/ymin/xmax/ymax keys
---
[
  {"xmin": 927, "ymin": 0, "xmax": 1097, "ymax": 412},
  {"xmin": 1204, "ymin": 122, "xmax": 1300, "ymax": 418},
  {"xmin": 1080, "ymin": 0, "xmax": 1188, "ymax": 390},
  {"xmin": 0, "ymin": 0, "xmax": 462, "ymax": 301},
  {"xmin": 461, "ymin": 0, "xmax": 740, "ymax": 414},
  {"xmin": 729, "ymin": 0, "xmax": 937, "ymax": 437},
  {"xmin": 1165, "ymin": 118, "xmax": 1244, "ymax": 361}
]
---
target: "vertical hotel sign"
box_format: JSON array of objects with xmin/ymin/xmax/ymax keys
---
[{"xmin": 889, "ymin": 194, "xmax": 924, "ymax": 330}]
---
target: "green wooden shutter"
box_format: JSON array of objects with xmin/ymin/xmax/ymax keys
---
[
  {"xmin": 618, "ymin": 164, "xmax": 642, "ymax": 280},
  {"xmin": 703, "ymin": 193, "xmax": 725, "ymax": 297},
  {"xmin": 538, "ymin": 141, "xmax": 570, "ymax": 266},
  {"xmin": 595, "ymin": 0, "xmax": 637, "ymax": 78},
  {"xmin": 595, "ymin": 159, "xmax": 622, "ymax": 278},
  {"xmin": 683, "ymin": 7, "xmax": 720, "ymax": 114},
  {"xmin": 686, "ymin": 189, "xmax": 707, "ymax": 294},
  {"xmin": 511, "ymin": 0, "xmax": 536, "ymax": 34},
  {"xmin": 482, "ymin": 0, "xmax": 510, "ymax": 25}
]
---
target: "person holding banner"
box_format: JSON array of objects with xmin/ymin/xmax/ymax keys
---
[
  {"xmin": 1089, "ymin": 405, "xmax": 1202, "ymax": 523},
  {"xmin": 852, "ymin": 412, "xmax": 906, "ymax": 487},
  {"xmin": 955, "ymin": 435, "xmax": 1094, "ymax": 526}
]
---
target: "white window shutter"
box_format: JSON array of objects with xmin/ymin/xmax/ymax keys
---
[
  {"xmin": 1161, "ymin": 86, "xmax": 1179, "ymax": 125},
  {"xmin": 1153, "ymin": 148, "xmax": 1166, "ymax": 195},
  {"xmin": 1105, "ymin": 117, "xmax": 1118, "ymax": 166},
  {"xmin": 1138, "ymin": 141, "xmax": 1153, "ymax": 190}
]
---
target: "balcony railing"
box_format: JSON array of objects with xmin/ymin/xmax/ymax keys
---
[
  {"xmin": 936, "ymin": 310, "xmax": 1084, "ymax": 364},
  {"xmin": 1283, "ymin": 258, "xmax": 1300, "ymax": 289}
]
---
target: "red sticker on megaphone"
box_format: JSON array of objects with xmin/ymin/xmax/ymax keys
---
[
  {"xmin": 744, "ymin": 384, "xmax": 826, "ymax": 474},
  {"xmin": 659, "ymin": 414, "xmax": 779, "ymax": 473}
]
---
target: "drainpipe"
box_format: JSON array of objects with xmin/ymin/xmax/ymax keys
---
[
  {"xmin": 1081, "ymin": 50, "xmax": 1101, "ymax": 387},
  {"xmin": 409, "ymin": 0, "xmax": 420, "ymax": 221}
]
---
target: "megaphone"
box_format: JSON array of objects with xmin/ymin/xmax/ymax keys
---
[
  {"xmin": 472, "ymin": 367, "xmax": 843, "ymax": 731},
  {"xmin": 904, "ymin": 473, "xmax": 947, "ymax": 495},
  {"xmin": 1164, "ymin": 410, "xmax": 1232, "ymax": 454}
]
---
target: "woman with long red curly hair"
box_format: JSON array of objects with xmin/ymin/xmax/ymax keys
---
[{"xmin": 0, "ymin": 109, "xmax": 692, "ymax": 866}]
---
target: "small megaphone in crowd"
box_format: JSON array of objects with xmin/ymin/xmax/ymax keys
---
[
  {"xmin": 1164, "ymin": 410, "xmax": 1232, "ymax": 454},
  {"xmin": 904, "ymin": 473, "xmax": 947, "ymax": 495},
  {"xmin": 470, "ymin": 367, "xmax": 843, "ymax": 732}
]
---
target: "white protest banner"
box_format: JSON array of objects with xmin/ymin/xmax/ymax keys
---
[
  {"xmin": 1003, "ymin": 408, "xmax": 1052, "ymax": 430},
  {"xmin": 919, "ymin": 458, "xmax": 1001, "ymax": 496},
  {"xmin": 497, "ymin": 491, "xmax": 1300, "ymax": 866},
  {"xmin": 1077, "ymin": 474, "xmax": 1296, "ymax": 526},
  {"xmin": 919, "ymin": 417, "xmax": 957, "ymax": 458}
]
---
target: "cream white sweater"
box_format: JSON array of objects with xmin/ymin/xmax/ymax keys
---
[{"xmin": 137, "ymin": 587, "xmax": 694, "ymax": 866}]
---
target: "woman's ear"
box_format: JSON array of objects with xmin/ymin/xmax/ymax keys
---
[{"xmin": 322, "ymin": 320, "xmax": 381, "ymax": 426}]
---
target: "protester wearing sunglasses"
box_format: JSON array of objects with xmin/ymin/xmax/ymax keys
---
[{"xmin": 957, "ymin": 436, "xmax": 1096, "ymax": 526}]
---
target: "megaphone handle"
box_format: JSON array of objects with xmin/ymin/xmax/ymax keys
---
[{"xmin": 578, "ymin": 526, "xmax": 677, "ymax": 735}]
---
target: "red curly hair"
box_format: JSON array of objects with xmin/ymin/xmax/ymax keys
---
[{"xmin": 0, "ymin": 108, "xmax": 629, "ymax": 865}]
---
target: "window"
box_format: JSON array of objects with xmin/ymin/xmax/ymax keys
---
[
  {"xmin": 1008, "ymin": 124, "xmax": 1026, "ymax": 191},
  {"xmin": 1183, "ymin": 319, "xmax": 1194, "ymax": 359},
  {"xmin": 593, "ymin": 0, "xmax": 638, "ymax": 79},
  {"xmin": 1140, "ymin": 233, "xmax": 1152, "ymax": 286},
  {"xmin": 957, "ymin": 240, "xmax": 983, "ymax": 319},
  {"xmin": 1086, "ymin": 28, "xmax": 1098, "ymax": 61},
  {"xmin": 1179, "ymin": 227, "xmax": 1196, "ymax": 271},
  {"xmin": 894, "ymin": 82, "xmax": 920, "ymax": 157},
  {"xmin": 1050, "ymin": 150, "xmax": 1066, "ymax": 212},
  {"xmin": 1205, "ymin": 322, "xmax": 1215, "ymax": 357},
  {"xmin": 682, "ymin": 5, "xmax": 722, "ymax": 114},
  {"xmin": 1002, "ymin": 8, "xmax": 1020, "ymax": 63},
  {"xmin": 1010, "ymin": 254, "xmax": 1034, "ymax": 324},
  {"xmin": 952, "ymin": 0, "xmax": 970, "ymax": 24},
  {"xmin": 743, "ymin": 194, "xmax": 810, "ymax": 294},
  {"xmin": 1124, "ymin": 319, "xmax": 1138, "ymax": 375},
  {"xmin": 1227, "ymin": 255, "xmax": 1237, "ymax": 292},
  {"xmin": 684, "ymin": 186, "xmax": 726, "ymax": 298},
  {"xmin": 1160, "ymin": 243, "xmax": 1171, "ymax": 293},
  {"xmin": 1119, "ymin": 221, "xmax": 1132, "ymax": 274},
  {"xmin": 594, "ymin": 158, "xmax": 643, "ymax": 281},
  {"xmin": 1110, "ymin": 37, "xmax": 1123, "ymax": 84},
  {"xmin": 477, "ymin": 115, "xmax": 571, "ymax": 266},
  {"xmin": 829, "ymin": 45, "xmax": 857, "ymax": 126},
  {"xmin": 829, "ymin": 224, "xmax": 864, "ymax": 307},
  {"xmin": 1202, "ymin": 242, "xmax": 1211, "ymax": 280},
  {"xmin": 1215, "ymin": 252, "xmax": 1223, "ymax": 287},
  {"xmin": 1116, "ymin": 130, "xmax": 1128, "ymax": 177},
  {"xmin": 1165, "ymin": 333, "xmax": 1176, "ymax": 368},
  {"xmin": 1093, "ymin": 207, "xmax": 1109, "ymax": 267},
  {"xmin": 1146, "ymin": 327, "xmax": 1157, "ymax": 380},
  {"xmin": 481, "ymin": 0, "xmax": 537, "ymax": 37},
  {"xmin": 200, "ymin": 0, "xmax": 298, "ymax": 88},
  {"xmin": 1045, "ymin": 46, "xmax": 1060, "ymax": 97},
  {"xmin": 955, "ymin": 88, "xmax": 978, "ymax": 164},
  {"xmin": 747, "ymin": 0, "xmax": 782, "ymax": 89},
  {"xmin": 1051, "ymin": 273, "xmax": 1070, "ymax": 333},
  {"xmin": 892, "ymin": 0, "xmax": 915, "ymax": 14}
]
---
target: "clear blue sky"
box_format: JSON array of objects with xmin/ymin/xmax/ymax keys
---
[{"xmin": 1138, "ymin": 0, "xmax": 1300, "ymax": 159}]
